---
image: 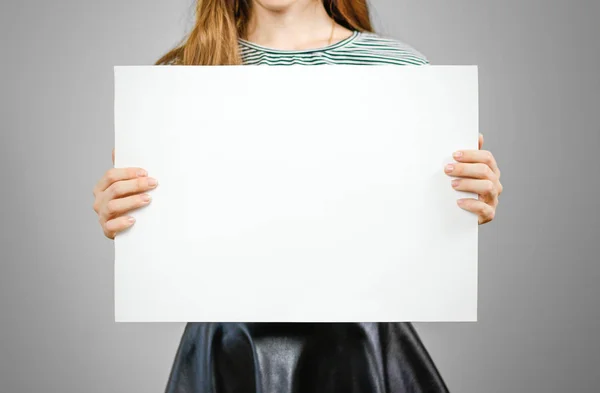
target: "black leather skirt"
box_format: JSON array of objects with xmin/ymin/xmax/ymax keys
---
[{"xmin": 164, "ymin": 322, "xmax": 449, "ymax": 393}]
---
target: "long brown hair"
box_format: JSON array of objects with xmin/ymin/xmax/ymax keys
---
[{"xmin": 155, "ymin": 0, "xmax": 373, "ymax": 66}]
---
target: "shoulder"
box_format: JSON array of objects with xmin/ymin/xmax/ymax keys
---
[{"xmin": 335, "ymin": 31, "xmax": 429, "ymax": 65}]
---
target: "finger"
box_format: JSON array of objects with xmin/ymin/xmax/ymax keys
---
[
  {"xmin": 105, "ymin": 176, "xmax": 158, "ymax": 200},
  {"xmin": 445, "ymin": 162, "xmax": 497, "ymax": 181},
  {"xmin": 104, "ymin": 215, "xmax": 136, "ymax": 239},
  {"xmin": 112, "ymin": 148, "xmax": 115, "ymax": 165},
  {"xmin": 457, "ymin": 198, "xmax": 495, "ymax": 224},
  {"xmin": 102, "ymin": 193, "xmax": 152, "ymax": 219},
  {"xmin": 452, "ymin": 149, "xmax": 499, "ymax": 175},
  {"xmin": 451, "ymin": 178, "xmax": 498, "ymax": 200},
  {"xmin": 93, "ymin": 167, "xmax": 148, "ymax": 196},
  {"xmin": 479, "ymin": 133, "xmax": 484, "ymax": 150}
]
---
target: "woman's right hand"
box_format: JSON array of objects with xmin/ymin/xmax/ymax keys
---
[{"xmin": 92, "ymin": 148, "xmax": 158, "ymax": 239}]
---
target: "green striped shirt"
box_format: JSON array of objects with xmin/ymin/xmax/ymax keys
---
[{"xmin": 238, "ymin": 30, "xmax": 429, "ymax": 66}]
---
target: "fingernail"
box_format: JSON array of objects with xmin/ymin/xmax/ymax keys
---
[
  {"xmin": 451, "ymin": 179, "xmax": 460, "ymax": 187},
  {"xmin": 147, "ymin": 177, "xmax": 158, "ymax": 187},
  {"xmin": 141, "ymin": 194, "xmax": 151, "ymax": 202},
  {"xmin": 137, "ymin": 169, "xmax": 147, "ymax": 177},
  {"xmin": 127, "ymin": 216, "xmax": 136, "ymax": 224},
  {"xmin": 453, "ymin": 151, "xmax": 462, "ymax": 158},
  {"xmin": 445, "ymin": 164, "xmax": 454, "ymax": 173}
]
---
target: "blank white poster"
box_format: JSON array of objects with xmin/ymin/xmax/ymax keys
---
[{"xmin": 113, "ymin": 65, "xmax": 479, "ymax": 322}]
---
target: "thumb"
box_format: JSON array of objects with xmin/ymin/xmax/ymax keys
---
[
  {"xmin": 112, "ymin": 148, "xmax": 115, "ymax": 166},
  {"xmin": 478, "ymin": 133, "xmax": 484, "ymax": 150}
]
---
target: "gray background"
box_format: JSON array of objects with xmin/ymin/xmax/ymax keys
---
[{"xmin": 1, "ymin": 0, "xmax": 598, "ymax": 392}]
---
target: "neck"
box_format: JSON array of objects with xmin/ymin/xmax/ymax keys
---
[{"xmin": 246, "ymin": 0, "xmax": 341, "ymax": 50}]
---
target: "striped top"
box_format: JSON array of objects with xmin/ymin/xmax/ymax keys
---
[{"xmin": 239, "ymin": 30, "xmax": 429, "ymax": 66}]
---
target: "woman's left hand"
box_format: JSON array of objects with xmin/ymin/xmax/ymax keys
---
[{"xmin": 444, "ymin": 133, "xmax": 503, "ymax": 225}]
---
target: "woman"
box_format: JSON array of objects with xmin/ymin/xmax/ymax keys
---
[{"xmin": 92, "ymin": 0, "xmax": 503, "ymax": 391}]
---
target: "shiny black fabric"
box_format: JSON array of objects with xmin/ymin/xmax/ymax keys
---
[{"xmin": 164, "ymin": 322, "xmax": 449, "ymax": 393}]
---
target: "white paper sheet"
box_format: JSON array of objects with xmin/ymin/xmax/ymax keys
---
[{"xmin": 114, "ymin": 65, "xmax": 479, "ymax": 322}]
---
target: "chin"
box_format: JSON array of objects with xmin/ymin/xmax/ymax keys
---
[{"xmin": 254, "ymin": 0, "xmax": 306, "ymax": 12}]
